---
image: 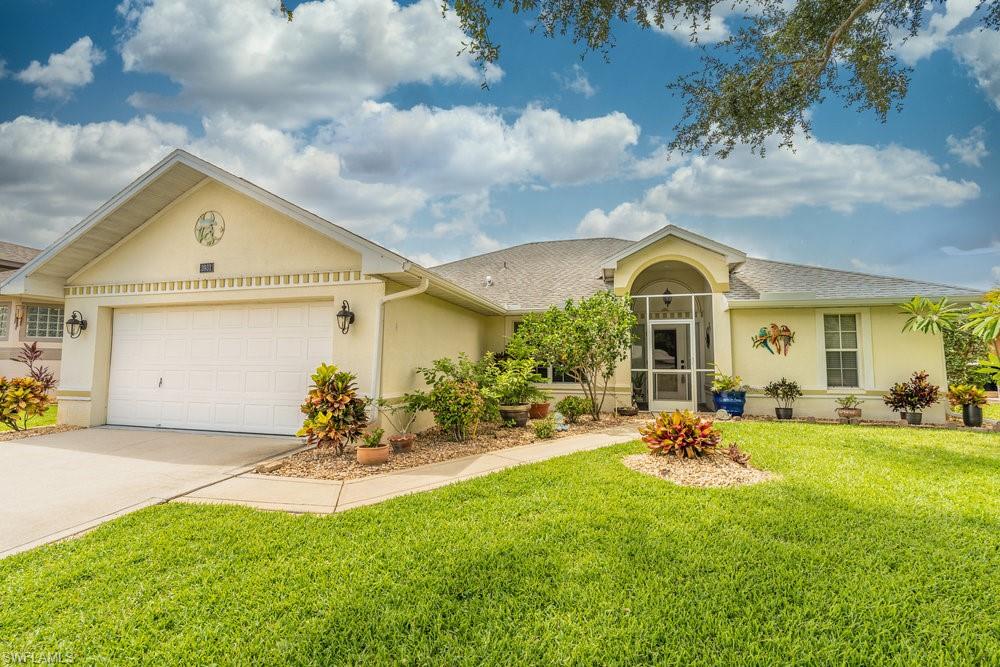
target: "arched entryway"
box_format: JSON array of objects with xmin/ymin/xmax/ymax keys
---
[{"xmin": 629, "ymin": 261, "xmax": 716, "ymax": 412}]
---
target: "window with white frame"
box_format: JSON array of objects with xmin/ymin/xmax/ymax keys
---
[
  {"xmin": 0, "ymin": 304, "xmax": 9, "ymax": 339},
  {"xmin": 823, "ymin": 314, "xmax": 859, "ymax": 388},
  {"xmin": 26, "ymin": 305, "xmax": 64, "ymax": 339}
]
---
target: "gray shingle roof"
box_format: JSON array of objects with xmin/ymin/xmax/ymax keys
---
[
  {"xmin": 0, "ymin": 241, "xmax": 40, "ymax": 267},
  {"xmin": 430, "ymin": 237, "xmax": 980, "ymax": 310},
  {"xmin": 729, "ymin": 257, "xmax": 978, "ymax": 301},
  {"xmin": 431, "ymin": 238, "xmax": 632, "ymax": 310}
]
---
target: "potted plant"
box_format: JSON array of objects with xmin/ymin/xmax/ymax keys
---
[
  {"xmin": 895, "ymin": 370, "xmax": 940, "ymax": 425},
  {"xmin": 377, "ymin": 393, "xmax": 423, "ymax": 453},
  {"xmin": 834, "ymin": 394, "xmax": 863, "ymax": 420},
  {"xmin": 631, "ymin": 372, "xmax": 648, "ymax": 411},
  {"xmin": 528, "ymin": 385, "xmax": 552, "ymax": 420},
  {"xmin": 883, "ymin": 382, "xmax": 910, "ymax": 420},
  {"xmin": 762, "ymin": 377, "xmax": 802, "ymax": 419},
  {"xmin": 710, "ymin": 369, "xmax": 748, "ymax": 416},
  {"xmin": 494, "ymin": 358, "xmax": 544, "ymax": 427},
  {"xmin": 947, "ymin": 384, "xmax": 987, "ymax": 427},
  {"xmin": 356, "ymin": 427, "xmax": 389, "ymax": 465}
]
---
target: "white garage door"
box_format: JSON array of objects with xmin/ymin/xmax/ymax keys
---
[{"xmin": 107, "ymin": 302, "xmax": 334, "ymax": 435}]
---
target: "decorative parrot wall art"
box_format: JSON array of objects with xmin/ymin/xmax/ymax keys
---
[{"xmin": 752, "ymin": 323, "xmax": 795, "ymax": 355}]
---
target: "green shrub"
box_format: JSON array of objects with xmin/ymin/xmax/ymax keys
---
[
  {"xmin": 416, "ymin": 353, "xmax": 499, "ymax": 423},
  {"xmin": 359, "ymin": 428, "xmax": 385, "ymax": 448},
  {"xmin": 411, "ymin": 378, "xmax": 486, "ymax": 442},
  {"xmin": 762, "ymin": 377, "xmax": 802, "ymax": 408},
  {"xmin": 947, "ymin": 384, "xmax": 987, "ymax": 408},
  {"xmin": 493, "ymin": 357, "xmax": 545, "ymax": 406},
  {"xmin": 297, "ymin": 363, "xmax": 369, "ymax": 455},
  {"xmin": 532, "ymin": 416, "xmax": 556, "ymax": 439},
  {"xmin": 639, "ymin": 410, "xmax": 721, "ymax": 458},
  {"xmin": 556, "ymin": 396, "xmax": 590, "ymax": 423},
  {"xmin": 710, "ymin": 369, "xmax": 746, "ymax": 393},
  {"xmin": 834, "ymin": 394, "xmax": 862, "ymax": 409},
  {"xmin": 0, "ymin": 376, "xmax": 52, "ymax": 431}
]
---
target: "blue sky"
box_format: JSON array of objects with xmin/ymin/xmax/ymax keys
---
[{"xmin": 0, "ymin": 0, "xmax": 997, "ymax": 288}]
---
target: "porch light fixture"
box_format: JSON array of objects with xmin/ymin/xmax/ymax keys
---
[
  {"xmin": 336, "ymin": 300, "xmax": 355, "ymax": 334},
  {"xmin": 662, "ymin": 288, "xmax": 673, "ymax": 308},
  {"xmin": 65, "ymin": 311, "xmax": 88, "ymax": 339}
]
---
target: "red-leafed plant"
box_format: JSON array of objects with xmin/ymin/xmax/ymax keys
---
[
  {"xmin": 14, "ymin": 342, "xmax": 56, "ymax": 394},
  {"xmin": 639, "ymin": 410, "xmax": 721, "ymax": 458}
]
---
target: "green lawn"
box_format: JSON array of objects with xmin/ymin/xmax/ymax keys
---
[
  {"xmin": 0, "ymin": 404, "xmax": 57, "ymax": 432},
  {"xmin": 1, "ymin": 423, "xmax": 998, "ymax": 664}
]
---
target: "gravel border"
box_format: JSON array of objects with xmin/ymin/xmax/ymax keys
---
[
  {"xmin": 622, "ymin": 452, "xmax": 776, "ymax": 488},
  {"xmin": 269, "ymin": 414, "xmax": 649, "ymax": 481},
  {"xmin": 0, "ymin": 424, "xmax": 81, "ymax": 442}
]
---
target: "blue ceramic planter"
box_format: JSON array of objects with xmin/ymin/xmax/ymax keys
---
[{"xmin": 713, "ymin": 391, "xmax": 746, "ymax": 416}]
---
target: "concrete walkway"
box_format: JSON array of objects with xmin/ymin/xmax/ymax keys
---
[{"xmin": 177, "ymin": 428, "xmax": 638, "ymax": 514}]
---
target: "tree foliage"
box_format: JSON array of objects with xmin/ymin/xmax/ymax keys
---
[
  {"xmin": 509, "ymin": 291, "xmax": 636, "ymax": 420},
  {"xmin": 445, "ymin": 0, "xmax": 999, "ymax": 156}
]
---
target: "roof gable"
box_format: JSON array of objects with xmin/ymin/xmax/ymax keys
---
[{"xmin": 600, "ymin": 225, "xmax": 746, "ymax": 270}]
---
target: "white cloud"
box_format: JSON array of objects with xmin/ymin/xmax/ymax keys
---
[
  {"xmin": 0, "ymin": 115, "xmax": 188, "ymax": 244},
  {"xmin": 0, "ymin": 60, "xmax": 8, "ymax": 79},
  {"xmin": 554, "ymin": 64, "xmax": 597, "ymax": 98},
  {"xmin": 577, "ymin": 202, "xmax": 669, "ymax": 239},
  {"xmin": 946, "ymin": 126, "xmax": 989, "ymax": 167},
  {"xmin": 941, "ymin": 241, "xmax": 1000, "ymax": 256},
  {"xmin": 118, "ymin": 0, "xmax": 500, "ymax": 127},
  {"xmin": 894, "ymin": 0, "xmax": 979, "ymax": 64},
  {"xmin": 656, "ymin": 3, "xmax": 736, "ymax": 45},
  {"xmin": 15, "ymin": 36, "xmax": 105, "ymax": 99},
  {"xmin": 324, "ymin": 102, "xmax": 640, "ymax": 191},
  {"xmin": 951, "ymin": 29, "xmax": 1000, "ymax": 110},
  {"xmin": 577, "ymin": 134, "xmax": 980, "ymax": 237}
]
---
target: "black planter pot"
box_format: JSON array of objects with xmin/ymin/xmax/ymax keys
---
[
  {"xmin": 905, "ymin": 411, "xmax": 923, "ymax": 425},
  {"xmin": 499, "ymin": 405, "xmax": 530, "ymax": 427},
  {"xmin": 962, "ymin": 404, "xmax": 983, "ymax": 427},
  {"xmin": 774, "ymin": 407, "xmax": 793, "ymax": 420}
]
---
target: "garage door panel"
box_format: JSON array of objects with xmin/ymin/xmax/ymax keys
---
[{"xmin": 108, "ymin": 303, "xmax": 334, "ymax": 435}]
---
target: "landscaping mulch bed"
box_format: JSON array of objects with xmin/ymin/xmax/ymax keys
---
[
  {"xmin": 0, "ymin": 424, "xmax": 81, "ymax": 442},
  {"xmin": 622, "ymin": 452, "xmax": 776, "ymax": 488},
  {"xmin": 270, "ymin": 414, "xmax": 649, "ymax": 481}
]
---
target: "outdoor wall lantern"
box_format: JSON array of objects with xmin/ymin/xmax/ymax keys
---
[
  {"xmin": 65, "ymin": 311, "xmax": 88, "ymax": 339},
  {"xmin": 336, "ymin": 300, "xmax": 355, "ymax": 335}
]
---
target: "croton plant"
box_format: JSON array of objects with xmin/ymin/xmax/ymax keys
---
[
  {"xmin": 297, "ymin": 363, "xmax": 369, "ymax": 456},
  {"xmin": 640, "ymin": 410, "xmax": 721, "ymax": 459}
]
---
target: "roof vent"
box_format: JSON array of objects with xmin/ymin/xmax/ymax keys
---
[{"xmin": 484, "ymin": 275, "xmax": 494, "ymax": 287}]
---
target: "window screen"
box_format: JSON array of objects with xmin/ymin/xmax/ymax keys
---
[{"xmin": 824, "ymin": 314, "xmax": 859, "ymax": 387}]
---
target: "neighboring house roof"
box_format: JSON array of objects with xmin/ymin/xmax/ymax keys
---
[
  {"xmin": 432, "ymin": 237, "xmax": 981, "ymax": 310},
  {"xmin": 431, "ymin": 238, "xmax": 634, "ymax": 311},
  {"xmin": 0, "ymin": 241, "xmax": 40, "ymax": 269}
]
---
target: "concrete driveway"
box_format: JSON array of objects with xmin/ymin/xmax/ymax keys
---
[{"xmin": 0, "ymin": 427, "xmax": 301, "ymax": 558}]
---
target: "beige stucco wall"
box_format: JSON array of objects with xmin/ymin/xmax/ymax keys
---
[
  {"xmin": 57, "ymin": 180, "xmax": 382, "ymax": 428},
  {"xmin": 730, "ymin": 305, "xmax": 948, "ymax": 422},
  {"xmin": 73, "ymin": 180, "xmax": 361, "ymax": 285},
  {"xmin": 0, "ymin": 296, "xmax": 63, "ymax": 381},
  {"xmin": 379, "ymin": 288, "xmax": 496, "ymax": 433}
]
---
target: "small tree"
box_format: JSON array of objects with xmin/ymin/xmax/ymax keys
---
[
  {"xmin": 509, "ymin": 291, "xmax": 636, "ymax": 420},
  {"xmin": 14, "ymin": 342, "xmax": 56, "ymax": 394}
]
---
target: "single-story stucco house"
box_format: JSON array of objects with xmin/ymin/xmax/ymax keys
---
[
  {"xmin": 0, "ymin": 150, "xmax": 979, "ymax": 434},
  {"xmin": 0, "ymin": 241, "xmax": 62, "ymax": 381}
]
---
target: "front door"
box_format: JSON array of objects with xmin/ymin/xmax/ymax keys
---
[{"xmin": 648, "ymin": 322, "xmax": 695, "ymax": 412}]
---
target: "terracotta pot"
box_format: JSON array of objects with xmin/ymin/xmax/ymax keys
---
[
  {"xmin": 774, "ymin": 407, "xmax": 794, "ymax": 420},
  {"xmin": 389, "ymin": 433, "xmax": 415, "ymax": 453},
  {"xmin": 529, "ymin": 402, "xmax": 550, "ymax": 419},
  {"xmin": 356, "ymin": 444, "xmax": 389, "ymax": 465},
  {"xmin": 836, "ymin": 407, "xmax": 862, "ymax": 420},
  {"xmin": 499, "ymin": 405, "xmax": 530, "ymax": 427},
  {"xmin": 905, "ymin": 412, "xmax": 923, "ymax": 425}
]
